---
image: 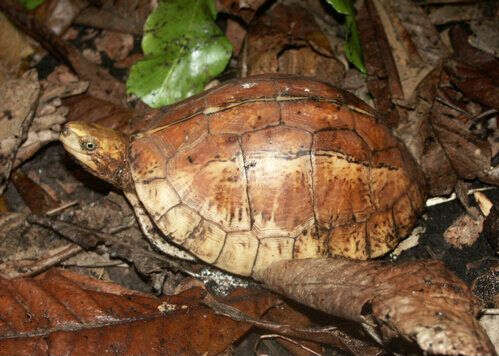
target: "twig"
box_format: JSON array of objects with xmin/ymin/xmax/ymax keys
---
[
  {"xmin": 258, "ymin": 334, "xmax": 322, "ymax": 356},
  {"xmin": 46, "ymin": 200, "xmax": 78, "ymax": 215}
]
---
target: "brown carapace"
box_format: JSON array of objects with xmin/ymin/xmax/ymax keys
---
[{"xmin": 61, "ymin": 75, "xmax": 426, "ymax": 276}]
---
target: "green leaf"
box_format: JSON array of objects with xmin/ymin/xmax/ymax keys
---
[
  {"xmin": 127, "ymin": 0, "xmax": 232, "ymax": 108},
  {"xmin": 18, "ymin": 0, "xmax": 45, "ymax": 10},
  {"xmin": 325, "ymin": 0, "xmax": 354, "ymax": 15},
  {"xmin": 325, "ymin": 0, "xmax": 366, "ymax": 73}
]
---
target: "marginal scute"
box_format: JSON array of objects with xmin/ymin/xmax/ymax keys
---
[
  {"xmin": 215, "ymin": 231, "xmax": 259, "ymax": 276},
  {"xmin": 156, "ymin": 204, "xmax": 201, "ymax": 245},
  {"xmin": 293, "ymin": 223, "xmax": 328, "ymax": 259},
  {"xmin": 354, "ymin": 114, "xmax": 397, "ymax": 151},
  {"xmin": 167, "ymin": 134, "xmax": 251, "ymax": 231},
  {"xmin": 392, "ymin": 193, "xmax": 415, "ymax": 237},
  {"xmin": 367, "ymin": 210, "xmax": 397, "ymax": 257},
  {"xmin": 183, "ymin": 219, "xmax": 226, "ymax": 264},
  {"xmin": 135, "ymin": 179, "xmax": 180, "ymax": 220},
  {"xmin": 252, "ymin": 237, "xmax": 294, "ymax": 274},
  {"xmin": 329, "ymin": 222, "xmax": 368, "ymax": 259},
  {"xmin": 369, "ymin": 166, "xmax": 409, "ymax": 211},
  {"xmin": 312, "ymin": 151, "xmax": 373, "ymax": 228}
]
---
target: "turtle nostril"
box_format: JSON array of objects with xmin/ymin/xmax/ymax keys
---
[{"xmin": 61, "ymin": 126, "xmax": 70, "ymax": 137}]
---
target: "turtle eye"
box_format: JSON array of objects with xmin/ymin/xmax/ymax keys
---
[{"xmin": 81, "ymin": 139, "xmax": 98, "ymax": 151}]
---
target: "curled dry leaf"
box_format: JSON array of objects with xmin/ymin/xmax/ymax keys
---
[
  {"xmin": 216, "ymin": 0, "xmax": 267, "ymax": 23},
  {"xmin": 445, "ymin": 59, "xmax": 499, "ymax": 111},
  {"xmin": 254, "ymin": 258, "xmax": 496, "ymax": 355},
  {"xmin": 0, "ymin": 268, "xmax": 279, "ymax": 356},
  {"xmin": 0, "ymin": 0, "xmax": 128, "ymax": 107},
  {"xmin": 431, "ymin": 109, "xmax": 498, "ymax": 186},
  {"xmin": 0, "ymin": 71, "xmax": 40, "ymax": 195},
  {"xmin": 14, "ymin": 67, "xmax": 89, "ymax": 168},
  {"xmin": 358, "ymin": 0, "xmax": 448, "ymax": 129},
  {"xmin": 242, "ymin": 3, "xmax": 344, "ymax": 85}
]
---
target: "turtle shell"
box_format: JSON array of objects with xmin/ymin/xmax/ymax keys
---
[{"xmin": 128, "ymin": 75, "xmax": 426, "ymax": 276}]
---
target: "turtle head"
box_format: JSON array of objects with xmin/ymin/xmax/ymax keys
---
[{"xmin": 60, "ymin": 122, "xmax": 134, "ymax": 191}]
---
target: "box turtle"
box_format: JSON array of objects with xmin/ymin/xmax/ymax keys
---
[{"xmin": 60, "ymin": 75, "xmax": 426, "ymax": 277}]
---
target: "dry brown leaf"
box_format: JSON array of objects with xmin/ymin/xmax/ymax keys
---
[
  {"xmin": 0, "ymin": 0, "xmax": 128, "ymax": 107},
  {"xmin": 63, "ymin": 94, "xmax": 135, "ymax": 133},
  {"xmin": 216, "ymin": 0, "xmax": 267, "ymax": 23},
  {"xmin": 13, "ymin": 66, "xmax": 88, "ymax": 169},
  {"xmin": 0, "ymin": 268, "xmax": 279, "ymax": 356},
  {"xmin": 449, "ymin": 25, "xmax": 499, "ymax": 80},
  {"xmin": 10, "ymin": 169, "xmax": 59, "ymax": 214},
  {"xmin": 0, "ymin": 71, "xmax": 40, "ymax": 195},
  {"xmin": 445, "ymin": 59, "xmax": 499, "ymax": 111},
  {"xmin": 428, "ymin": 3, "xmax": 493, "ymax": 26},
  {"xmin": 242, "ymin": 3, "xmax": 344, "ymax": 85},
  {"xmin": 74, "ymin": 0, "xmax": 151, "ymax": 34},
  {"xmin": 431, "ymin": 109, "xmax": 498, "ymax": 186},
  {"xmin": 0, "ymin": 12, "xmax": 36, "ymax": 81},
  {"xmin": 255, "ymin": 258, "xmax": 495, "ymax": 355}
]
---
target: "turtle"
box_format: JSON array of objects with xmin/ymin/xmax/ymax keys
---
[{"xmin": 60, "ymin": 74, "xmax": 426, "ymax": 277}]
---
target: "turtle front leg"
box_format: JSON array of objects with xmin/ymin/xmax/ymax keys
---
[{"xmin": 124, "ymin": 192, "xmax": 196, "ymax": 261}]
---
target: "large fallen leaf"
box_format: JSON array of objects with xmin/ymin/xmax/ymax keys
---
[
  {"xmin": 254, "ymin": 258, "xmax": 495, "ymax": 355},
  {"xmin": 0, "ymin": 268, "xmax": 278, "ymax": 356},
  {"xmin": 127, "ymin": 0, "xmax": 232, "ymax": 108},
  {"xmin": 242, "ymin": 3, "xmax": 344, "ymax": 85}
]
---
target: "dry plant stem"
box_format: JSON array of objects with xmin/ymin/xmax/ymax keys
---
[
  {"xmin": 27, "ymin": 214, "xmax": 191, "ymax": 275},
  {"xmin": 3, "ymin": 244, "xmax": 83, "ymax": 279},
  {"xmin": 0, "ymin": 201, "xmax": 81, "ymax": 278},
  {"xmin": 45, "ymin": 200, "xmax": 78, "ymax": 215},
  {"xmin": 258, "ymin": 334, "xmax": 321, "ymax": 356},
  {"xmin": 202, "ymin": 293, "xmax": 374, "ymax": 354}
]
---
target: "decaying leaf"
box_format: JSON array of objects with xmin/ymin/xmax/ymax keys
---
[
  {"xmin": 74, "ymin": 0, "xmax": 152, "ymax": 35},
  {"xmin": 431, "ymin": 108, "xmax": 498, "ymax": 186},
  {"xmin": 0, "ymin": 12, "xmax": 36, "ymax": 81},
  {"xmin": 0, "ymin": 71, "xmax": 40, "ymax": 195},
  {"xmin": 0, "ymin": 268, "xmax": 279, "ymax": 356},
  {"xmin": 255, "ymin": 258, "xmax": 496, "ymax": 355},
  {"xmin": 216, "ymin": 0, "xmax": 267, "ymax": 23},
  {"xmin": 0, "ymin": 0, "xmax": 128, "ymax": 107},
  {"xmin": 242, "ymin": 3, "xmax": 345, "ymax": 85}
]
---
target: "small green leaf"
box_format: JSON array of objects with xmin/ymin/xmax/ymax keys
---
[
  {"xmin": 325, "ymin": 0, "xmax": 354, "ymax": 15},
  {"xmin": 18, "ymin": 0, "xmax": 45, "ymax": 10},
  {"xmin": 325, "ymin": 0, "xmax": 366, "ymax": 73},
  {"xmin": 127, "ymin": 0, "xmax": 232, "ymax": 108}
]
